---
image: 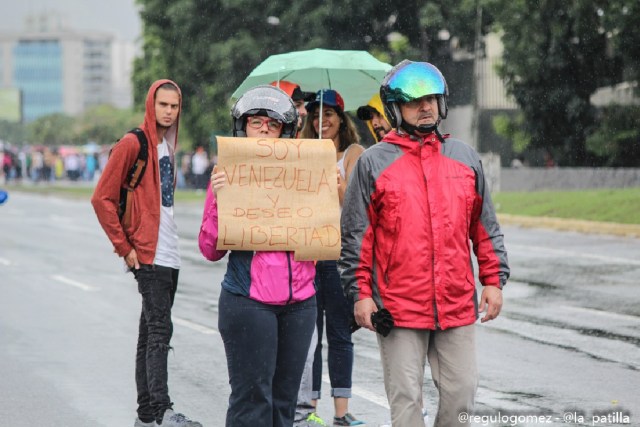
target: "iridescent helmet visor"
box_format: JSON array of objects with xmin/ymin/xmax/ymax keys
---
[{"xmin": 383, "ymin": 61, "xmax": 447, "ymax": 103}]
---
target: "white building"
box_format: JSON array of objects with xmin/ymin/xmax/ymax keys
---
[{"xmin": 0, "ymin": 13, "xmax": 136, "ymax": 122}]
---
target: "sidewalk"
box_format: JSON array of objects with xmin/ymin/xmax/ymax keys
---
[{"xmin": 498, "ymin": 214, "xmax": 640, "ymax": 239}]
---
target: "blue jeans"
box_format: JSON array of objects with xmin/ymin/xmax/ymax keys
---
[
  {"xmin": 134, "ymin": 264, "xmax": 179, "ymax": 423},
  {"xmin": 218, "ymin": 289, "xmax": 317, "ymax": 427},
  {"xmin": 312, "ymin": 260, "xmax": 354, "ymax": 399}
]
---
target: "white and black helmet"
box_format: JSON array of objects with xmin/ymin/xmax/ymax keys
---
[{"xmin": 231, "ymin": 85, "xmax": 299, "ymax": 138}]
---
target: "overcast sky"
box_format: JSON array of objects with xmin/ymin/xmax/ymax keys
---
[{"xmin": 0, "ymin": 0, "xmax": 142, "ymax": 41}]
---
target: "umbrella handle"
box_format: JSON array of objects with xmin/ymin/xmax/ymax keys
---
[{"xmin": 319, "ymin": 89, "xmax": 323, "ymax": 140}]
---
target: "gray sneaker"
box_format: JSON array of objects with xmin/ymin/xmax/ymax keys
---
[
  {"xmin": 134, "ymin": 418, "xmax": 155, "ymax": 427},
  {"xmin": 155, "ymin": 409, "xmax": 203, "ymax": 427}
]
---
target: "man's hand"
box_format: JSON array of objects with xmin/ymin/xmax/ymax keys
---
[
  {"xmin": 479, "ymin": 286, "xmax": 503, "ymax": 323},
  {"xmin": 125, "ymin": 248, "xmax": 140, "ymax": 270},
  {"xmin": 355, "ymin": 298, "xmax": 378, "ymax": 332}
]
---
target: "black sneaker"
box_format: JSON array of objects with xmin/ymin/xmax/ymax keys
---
[{"xmin": 333, "ymin": 412, "xmax": 365, "ymax": 426}]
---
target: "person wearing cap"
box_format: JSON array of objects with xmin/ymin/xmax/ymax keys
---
[
  {"xmin": 199, "ymin": 85, "xmax": 317, "ymax": 427},
  {"xmin": 339, "ymin": 60, "xmax": 510, "ymax": 426},
  {"xmin": 356, "ymin": 93, "xmax": 393, "ymax": 142},
  {"xmin": 270, "ymin": 80, "xmax": 316, "ymax": 134},
  {"xmin": 269, "ymin": 80, "xmax": 326, "ymax": 427},
  {"xmin": 301, "ymin": 89, "xmax": 365, "ymax": 427}
]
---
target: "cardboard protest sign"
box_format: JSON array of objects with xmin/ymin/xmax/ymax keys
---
[{"xmin": 216, "ymin": 136, "xmax": 340, "ymax": 261}]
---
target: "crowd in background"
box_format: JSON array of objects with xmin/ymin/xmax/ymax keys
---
[{"xmin": 0, "ymin": 143, "xmax": 217, "ymax": 190}]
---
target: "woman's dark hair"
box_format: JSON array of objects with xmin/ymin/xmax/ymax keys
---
[{"xmin": 300, "ymin": 107, "xmax": 360, "ymax": 153}]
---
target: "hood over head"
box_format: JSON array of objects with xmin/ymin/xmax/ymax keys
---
[
  {"xmin": 143, "ymin": 79, "xmax": 182, "ymax": 153},
  {"xmin": 356, "ymin": 93, "xmax": 391, "ymax": 141}
]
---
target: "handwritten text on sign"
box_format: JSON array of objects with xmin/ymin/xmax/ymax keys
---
[{"xmin": 216, "ymin": 137, "xmax": 340, "ymax": 261}]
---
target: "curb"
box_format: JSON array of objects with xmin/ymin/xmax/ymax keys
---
[{"xmin": 498, "ymin": 214, "xmax": 640, "ymax": 239}]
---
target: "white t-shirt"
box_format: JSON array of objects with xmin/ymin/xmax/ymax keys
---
[
  {"xmin": 191, "ymin": 150, "xmax": 209, "ymax": 175},
  {"xmin": 154, "ymin": 138, "xmax": 181, "ymax": 269}
]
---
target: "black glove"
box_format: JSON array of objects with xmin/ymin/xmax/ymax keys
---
[
  {"xmin": 371, "ymin": 308, "xmax": 395, "ymax": 337},
  {"xmin": 349, "ymin": 314, "xmax": 361, "ymax": 333}
]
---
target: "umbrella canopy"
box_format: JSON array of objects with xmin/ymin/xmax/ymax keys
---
[
  {"xmin": 232, "ymin": 48, "xmax": 392, "ymax": 112},
  {"xmin": 58, "ymin": 145, "xmax": 80, "ymax": 157}
]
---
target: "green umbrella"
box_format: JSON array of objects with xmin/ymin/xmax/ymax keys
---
[{"xmin": 231, "ymin": 48, "xmax": 392, "ymax": 112}]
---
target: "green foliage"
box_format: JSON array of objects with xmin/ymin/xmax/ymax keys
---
[
  {"xmin": 586, "ymin": 105, "xmax": 640, "ymax": 166},
  {"xmin": 132, "ymin": 0, "xmax": 637, "ymax": 170},
  {"xmin": 28, "ymin": 113, "xmax": 78, "ymax": 145},
  {"xmin": 490, "ymin": 0, "xmax": 631, "ymax": 166},
  {"xmin": 133, "ymin": 0, "xmax": 488, "ymax": 150},
  {"xmin": 3, "ymin": 106, "xmax": 144, "ymax": 147},
  {"xmin": 76, "ymin": 105, "xmax": 144, "ymax": 145},
  {"xmin": 0, "ymin": 120, "xmax": 28, "ymax": 145},
  {"xmin": 492, "ymin": 113, "xmax": 531, "ymax": 153},
  {"xmin": 600, "ymin": 1, "xmax": 640, "ymax": 88},
  {"xmin": 494, "ymin": 188, "xmax": 640, "ymax": 224}
]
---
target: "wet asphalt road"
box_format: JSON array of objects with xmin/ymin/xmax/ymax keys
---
[{"xmin": 1, "ymin": 192, "xmax": 639, "ymax": 427}]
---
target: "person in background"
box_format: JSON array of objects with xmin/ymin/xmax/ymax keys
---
[
  {"xmin": 356, "ymin": 93, "xmax": 392, "ymax": 142},
  {"xmin": 199, "ymin": 85, "xmax": 317, "ymax": 427},
  {"xmin": 91, "ymin": 79, "xmax": 202, "ymax": 427},
  {"xmin": 301, "ymin": 89, "xmax": 365, "ymax": 427},
  {"xmin": 339, "ymin": 60, "xmax": 509, "ymax": 427},
  {"xmin": 268, "ymin": 80, "xmax": 327, "ymax": 427},
  {"xmin": 191, "ymin": 146, "xmax": 209, "ymax": 190},
  {"xmin": 270, "ymin": 80, "xmax": 315, "ymax": 136},
  {"xmin": 31, "ymin": 149, "xmax": 43, "ymax": 182},
  {"xmin": 85, "ymin": 152, "xmax": 98, "ymax": 182}
]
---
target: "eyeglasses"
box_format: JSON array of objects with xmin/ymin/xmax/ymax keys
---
[{"xmin": 247, "ymin": 116, "xmax": 283, "ymax": 132}]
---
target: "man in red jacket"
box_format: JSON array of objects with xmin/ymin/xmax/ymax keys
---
[
  {"xmin": 91, "ymin": 80, "xmax": 202, "ymax": 427},
  {"xmin": 339, "ymin": 61, "xmax": 510, "ymax": 427}
]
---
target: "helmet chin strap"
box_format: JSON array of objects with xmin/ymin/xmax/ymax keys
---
[{"xmin": 400, "ymin": 121, "xmax": 445, "ymax": 143}]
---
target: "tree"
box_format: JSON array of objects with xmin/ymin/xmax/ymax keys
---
[
  {"xmin": 28, "ymin": 113, "xmax": 77, "ymax": 146},
  {"xmin": 601, "ymin": 1, "xmax": 640, "ymax": 88},
  {"xmin": 133, "ymin": 0, "xmax": 489, "ymax": 149},
  {"xmin": 586, "ymin": 105, "xmax": 640, "ymax": 167},
  {"xmin": 76, "ymin": 105, "xmax": 144, "ymax": 145},
  {"xmin": 0, "ymin": 120, "xmax": 28, "ymax": 145},
  {"xmin": 491, "ymin": 0, "xmax": 618, "ymax": 166}
]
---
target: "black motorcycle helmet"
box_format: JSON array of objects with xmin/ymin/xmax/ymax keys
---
[{"xmin": 231, "ymin": 85, "xmax": 299, "ymax": 138}]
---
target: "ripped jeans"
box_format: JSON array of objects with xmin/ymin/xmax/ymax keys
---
[{"xmin": 134, "ymin": 264, "xmax": 179, "ymax": 422}]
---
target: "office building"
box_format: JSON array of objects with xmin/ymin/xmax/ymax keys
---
[{"xmin": 0, "ymin": 16, "xmax": 123, "ymax": 122}]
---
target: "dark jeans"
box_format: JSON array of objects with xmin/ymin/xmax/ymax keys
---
[
  {"xmin": 134, "ymin": 264, "xmax": 179, "ymax": 423},
  {"xmin": 312, "ymin": 260, "xmax": 354, "ymax": 399},
  {"xmin": 218, "ymin": 289, "xmax": 317, "ymax": 427}
]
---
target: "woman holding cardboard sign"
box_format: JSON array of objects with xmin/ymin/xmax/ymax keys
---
[
  {"xmin": 300, "ymin": 89, "xmax": 366, "ymax": 426},
  {"xmin": 199, "ymin": 85, "xmax": 317, "ymax": 427}
]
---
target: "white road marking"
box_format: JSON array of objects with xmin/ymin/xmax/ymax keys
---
[
  {"xmin": 173, "ymin": 314, "xmax": 392, "ymax": 408},
  {"xmin": 51, "ymin": 275, "xmax": 98, "ymax": 292},
  {"xmin": 559, "ymin": 305, "xmax": 640, "ymax": 323},
  {"xmin": 508, "ymin": 243, "xmax": 640, "ymax": 266},
  {"xmin": 0, "ymin": 257, "xmax": 11, "ymax": 266}
]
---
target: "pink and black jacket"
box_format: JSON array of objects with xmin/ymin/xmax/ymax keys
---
[
  {"xmin": 339, "ymin": 130, "xmax": 510, "ymax": 330},
  {"xmin": 199, "ymin": 187, "xmax": 316, "ymax": 305}
]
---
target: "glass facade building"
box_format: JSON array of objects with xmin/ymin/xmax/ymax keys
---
[
  {"xmin": 13, "ymin": 39, "xmax": 63, "ymax": 122},
  {"xmin": 0, "ymin": 29, "xmax": 115, "ymax": 122}
]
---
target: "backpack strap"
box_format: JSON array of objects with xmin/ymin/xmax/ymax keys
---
[
  {"xmin": 123, "ymin": 128, "xmax": 148, "ymax": 190},
  {"xmin": 119, "ymin": 128, "xmax": 149, "ymax": 228}
]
